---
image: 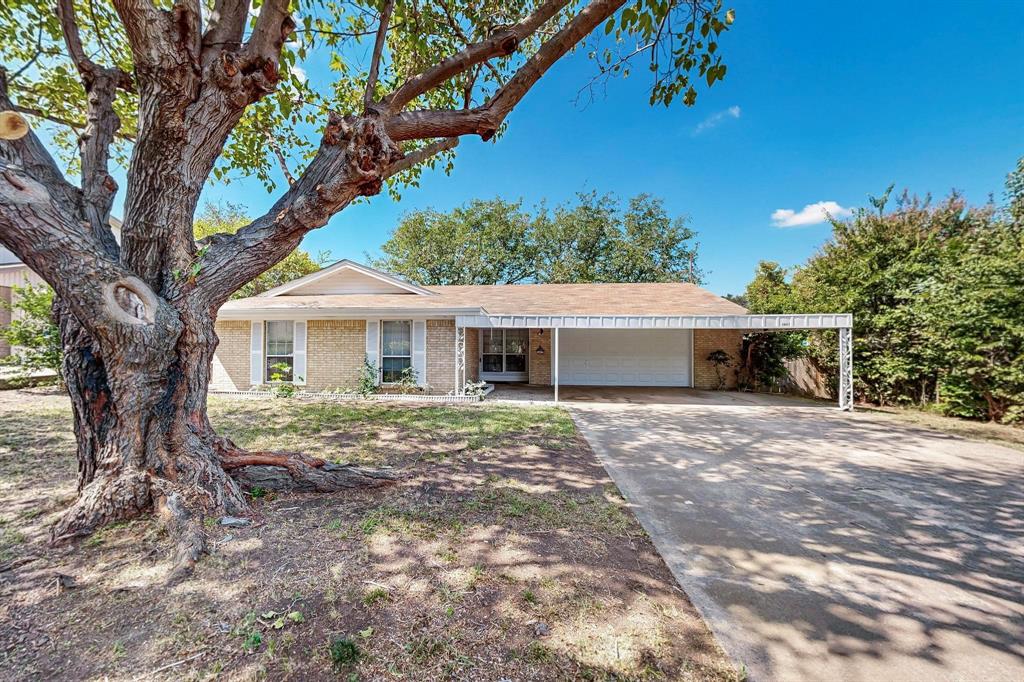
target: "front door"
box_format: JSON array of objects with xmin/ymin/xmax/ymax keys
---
[{"xmin": 480, "ymin": 329, "xmax": 529, "ymax": 382}]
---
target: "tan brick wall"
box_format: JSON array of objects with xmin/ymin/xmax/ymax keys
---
[
  {"xmin": 693, "ymin": 329, "xmax": 743, "ymax": 389},
  {"xmin": 306, "ymin": 320, "xmax": 366, "ymax": 390},
  {"xmin": 212, "ymin": 320, "xmax": 251, "ymax": 390},
  {"xmin": 426, "ymin": 319, "xmax": 457, "ymax": 393},
  {"xmin": 466, "ymin": 327, "xmax": 479, "ymax": 383},
  {"xmin": 528, "ymin": 328, "xmax": 552, "ymax": 386}
]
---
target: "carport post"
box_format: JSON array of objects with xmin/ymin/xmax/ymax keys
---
[
  {"xmin": 455, "ymin": 325, "xmax": 466, "ymax": 395},
  {"xmin": 553, "ymin": 327, "xmax": 559, "ymax": 403},
  {"xmin": 839, "ymin": 326, "xmax": 853, "ymax": 411}
]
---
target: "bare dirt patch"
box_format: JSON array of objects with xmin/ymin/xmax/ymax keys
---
[{"xmin": 0, "ymin": 390, "xmax": 740, "ymax": 681}]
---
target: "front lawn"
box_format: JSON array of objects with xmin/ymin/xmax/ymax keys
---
[{"xmin": 0, "ymin": 389, "xmax": 739, "ymax": 681}]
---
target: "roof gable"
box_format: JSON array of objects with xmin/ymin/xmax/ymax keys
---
[{"xmin": 259, "ymin": 259, "xmax": 435, "ymax": 297}]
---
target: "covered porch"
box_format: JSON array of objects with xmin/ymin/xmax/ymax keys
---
[{"xmin": 454, "ymin": 313, "xmax": 855, "ymax": 410}]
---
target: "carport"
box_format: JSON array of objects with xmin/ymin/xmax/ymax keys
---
[{"xmin": 455, "ymin": 313, "xmax": 854, "ymax": 409}]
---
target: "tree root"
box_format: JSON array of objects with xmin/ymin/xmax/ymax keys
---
[
  {"xmin": 214, "ymin": 436, "xmax": 399, "ymax": 493},
  {"xmin": 49, "ymin": 469, "xmax": 152, "ymax": 544}
]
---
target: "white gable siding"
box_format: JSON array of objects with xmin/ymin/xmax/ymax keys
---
[{"xmin": 283, "ymin": 268, "xmax": 418, "ymax": 296}]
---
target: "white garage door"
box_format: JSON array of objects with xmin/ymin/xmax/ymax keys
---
[{"xmin": 557, "ymin": 329, "xmax": 693, "ymax": 386}]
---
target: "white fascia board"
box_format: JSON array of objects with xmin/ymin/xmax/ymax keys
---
[
  {"xmin": 218, "ymin": 306, "xmax": 484, "ymax": 320},
  {"xmin": 258, "ymin": 259, "xmax": 437, "ymax": 297},
  {"xmin": 456, "ymin": 313, "xmax": 853, "ymax": 330}
]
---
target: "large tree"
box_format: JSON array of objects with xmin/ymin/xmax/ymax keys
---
[
  {"xmin": 0, "ymin": 0, "xmax": 733, "ymax": 572},
  {"xmin": 375, "ymin": 192, "xmax": 703, "ymax": 284}
]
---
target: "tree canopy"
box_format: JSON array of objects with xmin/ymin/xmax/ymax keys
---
[
  {"xmin": 1, "ymin": 0, "xmax": 735, "ymax": 191},
  {"xmin": 372, "ymin": 192, "xmax": 703, "ymax": 284},
  {"xmin": 743, "ymin": 158, "xmax": 1024, "ymax": 423}
]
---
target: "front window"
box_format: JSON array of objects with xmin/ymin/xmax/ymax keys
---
[
  {"xmin": 265, "ymin": 320, "xmax": 294, "ymax": 382},
  {"xmin": 381, "ymin": 320, "xmax": 412, "ymax": 383},
  {"xmin": 481, "ymin": 329, "xmax": 528, "ymax": 374}
]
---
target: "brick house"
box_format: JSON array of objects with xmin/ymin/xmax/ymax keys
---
[{"xmin": 213, "ymin": 259, "xmax": 853, "ymax": 405}]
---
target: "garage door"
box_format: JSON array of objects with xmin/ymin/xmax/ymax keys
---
[{"xmin": 557, "ymin": 329, "xmax": 692, "ymax": 386}]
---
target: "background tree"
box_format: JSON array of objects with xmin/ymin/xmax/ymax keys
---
[
  {"xmin": 0, "ymin": 282, "xmax": 62, "ymax": 381},
  {"xmin": 736, "ymin": 261, "xmax": 804, "ymax": 391},
  {"xmin": 0, "ymin": 0, "xmax": 735, "ymax": 570},
  {"xmin": 194, "ymin": 203, "xmax": 329, "ymax": 298},
  {"xmin": 375, "ymin": 192, "xmax": 703, "ymax": 284},
  {"xmin": 758, "ymin": 160, "xmax": 1024, "ymax": 421},
  {"xmin": 372, "ymin": 198, "xmax": 536, "ymax": 284}
]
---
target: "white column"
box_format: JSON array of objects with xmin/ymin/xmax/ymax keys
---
[
  {"xmin": 839, "ymin": 326, "xmax": 853, "ymax": 411},
  {"xmin": 553, "ymin": 327, "xmax": 559, "ymax": 403},
  {"xmin": 455, "ymin": 325, "xmax": 466, "ymax": 395}
]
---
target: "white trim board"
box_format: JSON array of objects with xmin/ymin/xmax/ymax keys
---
[
  {"xmin": 457, "ymin": 313, "xmax": 853, "ymax": 330},
  {"xmin": 258, "ymin": 259, "xmax": 437, "ymax": 297}
]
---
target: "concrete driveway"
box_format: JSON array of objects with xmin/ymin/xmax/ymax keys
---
[{"xmin": 568, "ymin": 390, "xmax": 1024, "ymax": 682}]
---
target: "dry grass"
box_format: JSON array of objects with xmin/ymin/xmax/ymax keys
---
[
  {"xmin": 858, "ymin": 404, "xmax": 1024, "ymax": 451},
  {"xmin": 0, "ymin": 389, "xmax": 741, "ymax": 681}
]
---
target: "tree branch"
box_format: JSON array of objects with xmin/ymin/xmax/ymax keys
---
[
  {"xmin": 386, "ymin": 0, "xmax": 628, "ymax": 142},
  {"xmin": 0, "ymin": 69, "xmax": 82, "ymax": 218},
  {"xmin": 263, "ymin": 129, "xmax": 295, "ymax": 185},
  {"xmin": 242, "ymin": 0, "xmax": 295, "ymax": 76},
  {"xmin": 193, "ymin": 0, "xmax": 625, "ymax": 304},
  {"xmin": 111, "ymin": 0, "xmax": 170, "ymax": 66},
  {"xmin": 384, "ymin": 137, "xmax": 459, "ymax": 179},
  {"xmin": 381, "ymin": 0, "xmax": 570, "ymax": 114},
  {"xmin": 202, "ymin": 0, "xmax": 250, "ymax": 52},
  {"xmin": 364, "ymin": 0, "xmax": 396, "ymax": 112},
  {"xmin": 57, "ymin": 0, "xmax": 98, "ymax": 76},
  {"xmin": 58, "ymin": 0, "xmax": 133, "ymax": 256}
]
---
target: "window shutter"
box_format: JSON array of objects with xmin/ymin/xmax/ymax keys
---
[
  {"xmin": 293, "ymin": 320, "xmax": 307, "ymax": 385},
  {"xmin": 365, "ymin": 319, "xmax": 380, "ymax": 384},
  {"xmin": 412, "ymin": 320, "xmax": 427, "ymax": 387},
  {"xmin": 250, "ymin": 321, "xmax": 263, "ymax": 385}
]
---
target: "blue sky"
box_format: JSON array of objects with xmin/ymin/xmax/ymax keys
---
[{"xmin": 195, "ymin": 0, "xmax": 1024, "ymax": 295}]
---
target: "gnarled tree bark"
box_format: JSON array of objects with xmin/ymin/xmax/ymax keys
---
[{"xmin": 0, "ymin": 0, "xmax": 646, "ymax": 576}]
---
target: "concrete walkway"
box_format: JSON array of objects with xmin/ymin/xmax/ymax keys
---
[{"xmin": 569, "ymin": 391, "xmax": 1024, "ymax": 682}]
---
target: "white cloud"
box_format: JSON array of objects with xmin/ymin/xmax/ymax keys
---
[
  {"xmin": 291, "ymin": 66, "xmax": 307, "ymax": 83},
  {"xmin": 692, "ymin": 105, "xmax": 741, "ymax": 135},
  {"xmin": 771, "ymin": 201, "xmax": 852, "ymax": 228}
]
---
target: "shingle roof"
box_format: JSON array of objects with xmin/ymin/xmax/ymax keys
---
[{"xmin": 220, "ymin": 282, "xmax": 746, "ymax": 316}]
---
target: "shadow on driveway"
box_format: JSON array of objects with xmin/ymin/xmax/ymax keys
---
[{"xmin": 570, "ymin": 393, "xmax": 1024, "ymax": 681}]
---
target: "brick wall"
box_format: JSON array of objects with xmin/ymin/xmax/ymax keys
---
[
  {"xmin": 528, "ymin": 328, "xmax": 552, "ymax": 386},
  {"xmin": 692, "ymin": 329, "xmax": 743, "ymax": 389},
  {"xmin": 306, "ymin": 320, "xmax": 366, "ymax": 390},
  {"xmin": 212, "ymin": 320, "xmax": 251, "ymax": 390},
  {"xmin": 426, "ymin": 319, "xmax": 457, "ymax": 393},
  {"xmin": 466, "ymin": 328, "xmax": 479, "ymax": 383}
]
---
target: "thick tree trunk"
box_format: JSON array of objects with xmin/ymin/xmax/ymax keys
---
[{"xmin": 49, "ymin": 304, "xmax": 396, "ymax": 573}]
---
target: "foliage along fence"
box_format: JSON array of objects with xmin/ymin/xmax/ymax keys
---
[{"xmin": 738, "ymin": 163, "xmax": 1024, "ymax": 424}]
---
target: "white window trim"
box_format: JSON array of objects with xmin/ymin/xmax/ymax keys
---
[
  {"xmin": 380, "ymin": 319, "xmax": 414, "ymax": 384},
  {"xmin": 265, "ymin": 320, "xmax": 295, "ymax": 383}
]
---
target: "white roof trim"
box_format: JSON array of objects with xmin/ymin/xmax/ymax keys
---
[
  {"xmin": 218, "ymin": 306, "xmax": 484, "ymax": 320},
  {"xmin": 456, "ymin": 313, "xmax": 853, "ymax": 330},
  {"xmin": 258, "ymin": 259, "xmax": 436, "ymax": 297}
]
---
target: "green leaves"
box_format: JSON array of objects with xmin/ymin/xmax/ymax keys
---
[
  {"xmin": 770, "ymin": 167, "xmax": 1024, "ymax": 423},
  {"xmin": 371, "ymin": 192, "xmax": 702, "ymax": 286},
  {"xmin": 2, "ymin": 0, "xmax": 735, "ymax": 197}
]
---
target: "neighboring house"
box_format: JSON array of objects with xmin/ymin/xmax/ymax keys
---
[
  {"xmin": 0, "ymin": 247, "xmax": 48, "ymax": 358},
  {"xmin": 0, "ymin": 219, "xmax": 121, "ymax": 358},
  {"xmin": 214, "ymin": 259, "xmax": 854, "ymax": 407}
]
